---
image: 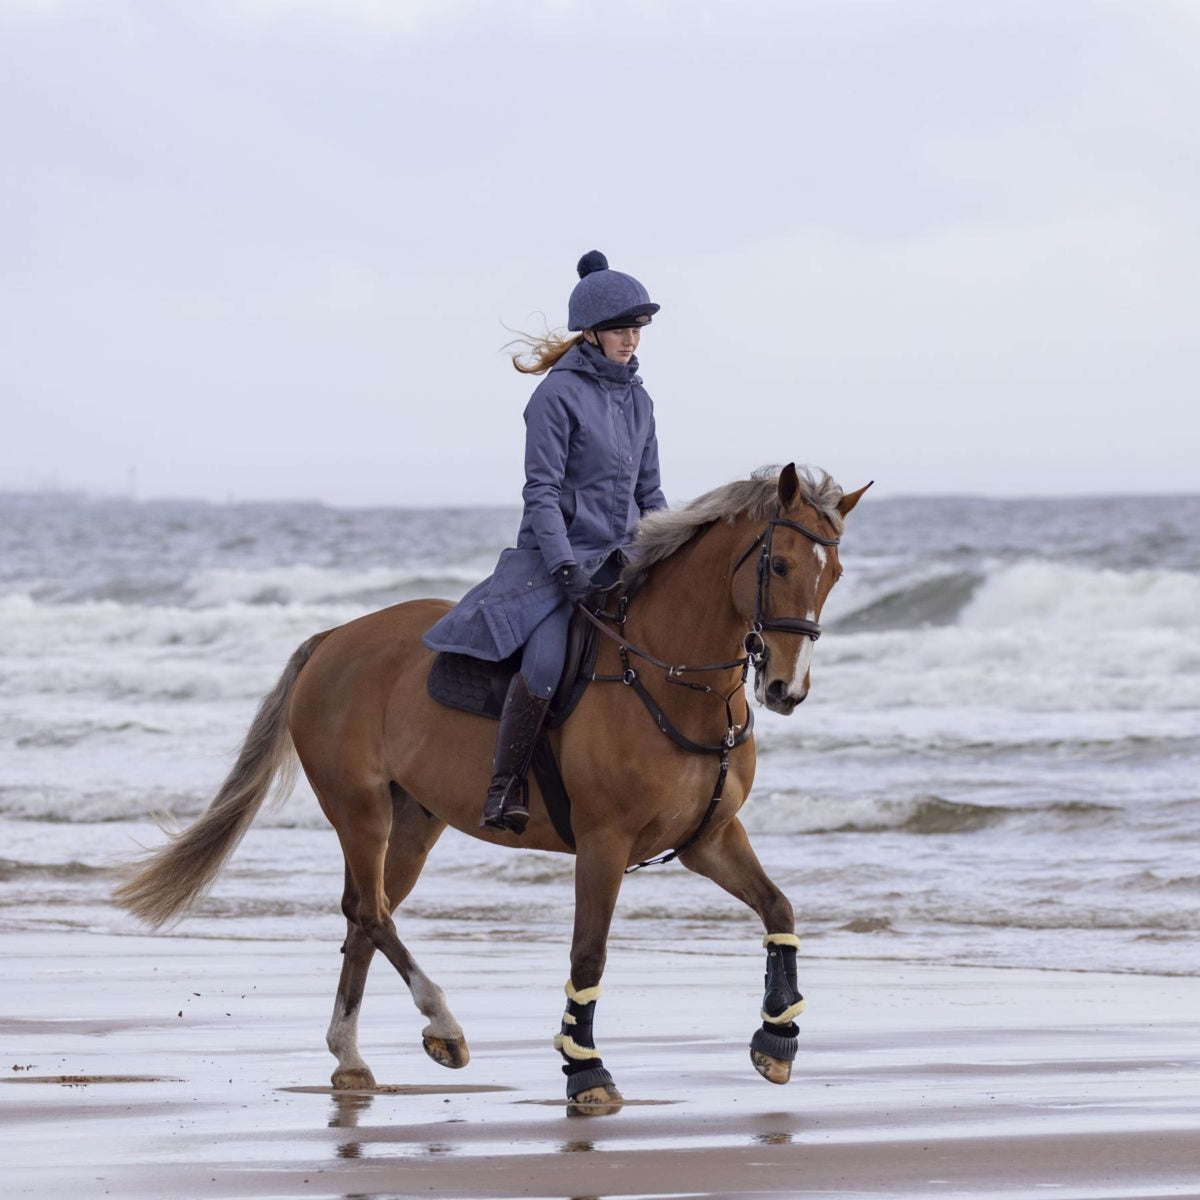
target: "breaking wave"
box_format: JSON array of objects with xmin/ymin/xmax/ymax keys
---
[
  {"xmin": 183, "ymin": 563, "xmax": 485, "ymax": 608},
  {"xmin": 739, "ymin": 793, "xmax": 1120, "ymax": 837},
  {"xmin": 833, "ymin": 559, "xmax": 1200, "ymax": 634},
  {"xmin": 834, "ymin": 570, "xmax": 985, "ymax": 632}
]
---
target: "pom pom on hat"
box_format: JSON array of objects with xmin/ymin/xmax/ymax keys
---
[{"xmin": 576, "ymin": 250, "xmax": 609, "ymax": 279}]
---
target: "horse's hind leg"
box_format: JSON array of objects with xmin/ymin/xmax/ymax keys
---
[
  {"xmin": 325, "ymin": 783, "xmax": 462, "ymax": 1088},
  {"xmin": 327, "ymin": 887, "xmax": 378, "ymax": 1089},
  {"xmin": 679, "ymin": 816, "xmax": 803, "ymax": 1085},
  {"xmin": 382, "ymin": 791, "xmax": 465, "ymax": 1070}
]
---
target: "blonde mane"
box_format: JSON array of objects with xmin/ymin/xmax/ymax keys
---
[{"xmin": 623, "ymin": 466, "xmax": 843, "ymax": 582}]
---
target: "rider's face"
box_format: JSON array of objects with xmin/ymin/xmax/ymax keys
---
[{"xmin": 590, "ymin": 326, "xmax": 641, "ymax": 364}]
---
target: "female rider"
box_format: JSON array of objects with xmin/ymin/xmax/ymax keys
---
[{"xmin": 422, "ymin": 250, "xmax": 668, "ymax": 834}]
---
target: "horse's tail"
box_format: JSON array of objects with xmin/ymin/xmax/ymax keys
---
[{"xmin": 111, "ymin": 630, "xmax": 331, "ymax": 928}]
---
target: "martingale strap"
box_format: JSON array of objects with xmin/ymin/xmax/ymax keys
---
[
  {"xmin": 578, "ymin": 595, "xmax": 754, "ymax": 874},
  {"xmin": 623, "ymin": 744, "xmax": 734, "ymax": 874},
  {"xmin": 581, "ymin": 509, "xmax": 840, "ymax": 872},
  {"xmin": 620, "ymin": 658, "xmax": 756, "ymax": 756}
]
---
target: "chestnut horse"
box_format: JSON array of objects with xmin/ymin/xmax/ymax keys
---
[{"xmin": 114, "ymin": 464, "xmax": 869, "ymax": 1110}]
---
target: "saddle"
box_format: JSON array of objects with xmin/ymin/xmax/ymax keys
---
[{"xmin": 426, "ymin": 608, "xmax": 601, "ymax": 847}]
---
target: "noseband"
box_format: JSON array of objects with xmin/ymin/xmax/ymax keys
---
[{"xmin": 734, "ymin": 515, "xmax": 842, "ymax": 659}]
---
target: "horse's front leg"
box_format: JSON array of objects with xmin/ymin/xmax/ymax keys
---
[
  {"xmin": 679, "ymin": 815, "xmax": 804, "ymax": 1085},
  {"xmin": 557, "ymin": 831, "xmax": 631, "ymax": 1114}
]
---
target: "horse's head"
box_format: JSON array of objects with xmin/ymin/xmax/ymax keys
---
[{"xmin": 733, "ymin": 464, "xmax": 871, "ymax": 716}]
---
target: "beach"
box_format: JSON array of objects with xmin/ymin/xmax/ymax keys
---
[
  {"xmin": 4, "ymin": 929, "xmax": 1199, "ymax": 1199},
  {"xmin": 7, "ymin": 0, "xmax": 1200, "ymax": 1190},
  {"xmin": 2, "ymin": 491, "xmax": 1198, "ymax": 1197}
]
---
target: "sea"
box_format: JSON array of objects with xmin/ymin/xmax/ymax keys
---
[{"xmin": 2, "ymin": 490, "xmax": 1198, "ymax": 978}]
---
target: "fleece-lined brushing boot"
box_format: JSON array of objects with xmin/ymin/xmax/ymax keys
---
[{"xmin": 480, "ymin": 673, "xmax": 551, "ymax": 835}]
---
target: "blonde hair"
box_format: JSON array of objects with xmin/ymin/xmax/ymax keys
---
[{"xmin": 506, "ymin": 327, "xmax": 586, "ymax": 375}]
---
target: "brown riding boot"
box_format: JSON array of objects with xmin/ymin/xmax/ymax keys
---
[{"xmin": 480, "ymin": 673, "xmax": 552, "ymax": 835}]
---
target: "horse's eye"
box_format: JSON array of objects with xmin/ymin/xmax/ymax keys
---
[{"xmin": 771, "ymin": 557, "xmax": 788, "ymax": 577}]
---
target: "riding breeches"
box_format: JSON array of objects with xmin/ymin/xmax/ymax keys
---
[{"xmin": 520, "ymin": 600, "xmax": 573, "ymax": 699}]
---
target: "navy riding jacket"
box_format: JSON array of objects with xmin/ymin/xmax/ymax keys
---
[{"xmin": 423, "ymin": 341, "xmax": 667, "ymax": 660}]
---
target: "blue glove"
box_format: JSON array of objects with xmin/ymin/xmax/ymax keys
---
[{"xmin": 554, "ymin": 562, "xmax": 593, "ymax": 605}]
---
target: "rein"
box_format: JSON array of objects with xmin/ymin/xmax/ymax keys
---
[{"xmin": 581, "ymin": 512, "xmax": 841, "ymax": 873}]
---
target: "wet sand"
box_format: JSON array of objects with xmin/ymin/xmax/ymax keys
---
[{"xmin": 3, "ymin": 930, "xmax": 1198, "ymax": 1199}]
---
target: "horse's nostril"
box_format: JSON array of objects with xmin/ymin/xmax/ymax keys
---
[{"xmin": 766, "ymin": 680, "xmax": 787, "ymax": 703}]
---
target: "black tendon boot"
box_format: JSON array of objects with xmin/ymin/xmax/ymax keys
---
[
  {"xmin": 750, "ymin": 934, "xmax": 805, "ymax": 1071},
  {"xmin": 480, "ymin": 673, "xmax": 552, "ymax": 834},
  {"xmin": 555, "ymin": 982, "xmax": 618, "ymax": 1104}
]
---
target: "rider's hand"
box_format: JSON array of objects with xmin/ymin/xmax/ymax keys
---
[{"xmin": 555, "ymin": 562, "xmax": 593, "ymax": 605}]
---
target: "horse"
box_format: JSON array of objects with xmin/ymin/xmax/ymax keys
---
[{"xmin": 113, "ymin": 463, "xmax": 870, "ymax": 1111}]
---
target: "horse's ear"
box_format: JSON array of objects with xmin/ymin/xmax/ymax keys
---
[
  {"xmin": 837, "ymin": 481, "xmax": 874, "ymax": 517},
  {"xmin": 777, "ymin": 463, "xmax": 800, "ymax": 508}
]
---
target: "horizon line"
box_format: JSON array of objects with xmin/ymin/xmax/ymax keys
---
[{"xmin": 2, "ymin": 484, "xmax": 1199, "ymax": 509}]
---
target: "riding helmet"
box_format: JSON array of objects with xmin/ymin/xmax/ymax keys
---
[{"xmin": 567, "ymin": 250, "xmax": 660, "ymax": 332}]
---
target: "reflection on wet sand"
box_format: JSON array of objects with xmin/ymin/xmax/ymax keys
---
[
  {"xmin": 560, "ymin": 1137, "xmax": 596, "ymax": 1154},
  {"xmin": 753, "ymin": 1129, "xmax": 794, "ymax": 1146},
  {"xmin": 753, "ymin": 1111, "xmax": 800, "ymax": 1146},
  {"xmin": 327, "ymin": 1093, "xmax": 460, "ymax": 1162},
  {"xmin": 328, "ymin": 1091, "xmax": 372, "ymax": 1159}
]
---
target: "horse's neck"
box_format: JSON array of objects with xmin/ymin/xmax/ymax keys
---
[{"xmin": 626, "ymin": 522, "xmax": 748, "ymax": 677}]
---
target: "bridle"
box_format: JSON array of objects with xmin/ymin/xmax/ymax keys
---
[
  {"xmin": 576, "ymin": 509, "xmax": 842, "ymax": 871},
  {"xmin": 732, "ymin": 515, "xmax": 842, "ymax": 661}
]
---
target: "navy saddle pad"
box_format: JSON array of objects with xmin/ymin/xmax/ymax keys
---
[{"xmin": 426, "ymin": 607, "xmax": 599, "ymax": 729}]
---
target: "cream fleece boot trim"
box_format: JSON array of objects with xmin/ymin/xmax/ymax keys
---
[
  {"xmin": 565, "ymin": 980, "xmax": 602, "ymax": 1005},
  {"xmin": 762, "ymin": 932, "xmax": 801, "ymax": 949},
  {"xmin": 553, "ymin": 1032, "xmax": 601, "ymax": 1060},
  {"xmin": 761, "ymin": 999, "xmax": 806, "ymax": 1023}
]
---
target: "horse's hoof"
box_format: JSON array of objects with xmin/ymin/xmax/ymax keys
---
[
  {"xmin": 423, "ymin": 1034, "xmax": 470, "ymax": 1069},
  {"xmin": 567, "ymin": 1082, "xmax": 624, "ymax": 1116},
  {"xmin": 750, "ymin": 1048, "xmax": 792, "ymax": 1085},
  {"xmin": 331, "ymin": 1066, "xmax": 376, "ymax": 1090}
]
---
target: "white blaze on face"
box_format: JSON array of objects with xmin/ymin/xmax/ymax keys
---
[
  {"xmin": 789, "ymin": 615, "xmax": 816, "ymax": 698},
  {"xmin": 788, "ymin": 543, "xmax": 829, "ymax": 699}
]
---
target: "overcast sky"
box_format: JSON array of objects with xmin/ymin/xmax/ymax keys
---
[{"xmin": 2, "ymin": 0, "xmax": 1196, "ymax": 506}]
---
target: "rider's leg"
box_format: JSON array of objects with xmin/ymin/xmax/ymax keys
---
[
  {"xmin": 480, "ymin": 601, "xmax": 571, "ymax": 834},
  {"xmin": 518, "ymin": 600, "xmax": 573, "ymax": 704}
]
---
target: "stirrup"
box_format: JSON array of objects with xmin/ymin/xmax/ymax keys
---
[{"xmin": 480, "ymin": 777, "xmax": 529, "ymax": 834}]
